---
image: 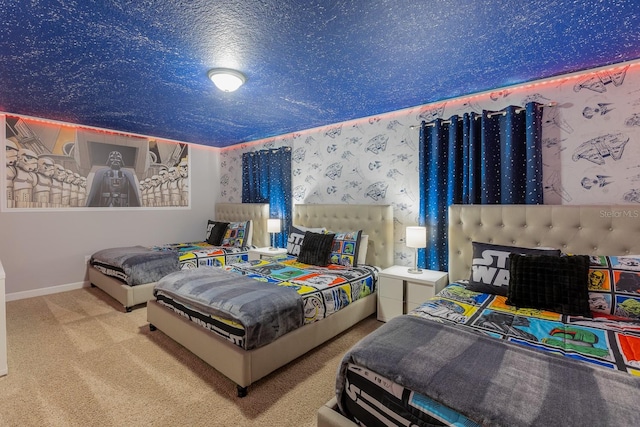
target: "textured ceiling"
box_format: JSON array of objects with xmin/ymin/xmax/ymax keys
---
[{"xmin": 1, "ymin": 0, "xmax": 640, "ymax": 148}]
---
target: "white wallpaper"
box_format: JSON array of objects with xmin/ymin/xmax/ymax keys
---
[{"xmin": 219, "ymin": 60, "xmax": 640, "ymax": 267}]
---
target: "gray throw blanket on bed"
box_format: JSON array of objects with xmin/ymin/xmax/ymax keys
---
[
  {"xmin": 154, "ymin": 267, "xmax": 304, "ymax": 350},
  {"xmin": 91, "ymin": 245, "xmax": 179, "ymax": 286},
  {"xmin": 337, "ymin": 315, "xmax": 640, "ymax": 427}
]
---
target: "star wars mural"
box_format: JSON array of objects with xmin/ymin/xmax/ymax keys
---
[
  {"xmin": 218, "ymin": 61, "xmax": 640, "ymax": 267},
  {"xmin": 3, "ymin": 116, "xmax": 189, "ymax": 209}
]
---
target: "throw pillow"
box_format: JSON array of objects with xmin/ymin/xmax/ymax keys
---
[
  {"xmin": 588, "ymin": 255, "xmax": 640, "ymax": 320},
  {"xmin": 467, "ymin": 241, "xmax": 562, "ymax": 296},
  {"xmin": 286, "ymin": 225, "xmax": 326, "ymax": 256},
  {"xmin": 297, "ymin": 231, "xmax": 335, "ymax": 266},
  {"xmin": 329, "ymin": 230, "xmax": 363, "ymax": 267},
  {"xmin": 357, "ymin": 234, "xmax": 369, "ymax": 265},
  {"xmin": 507, "ymin": 253, "xmax": 592, "ymax": 317},
  {"xmin": 221, "ymin": 221, "xmax": 251, "ymax": 247},
  {"xmin": 206, "ymin": 221, "xmax": 230, "ymax": 245}
]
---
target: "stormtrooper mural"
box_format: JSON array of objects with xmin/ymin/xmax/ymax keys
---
[{"xmin": 4, "ymin": 115, "xmax": 190, "ymax": 210}]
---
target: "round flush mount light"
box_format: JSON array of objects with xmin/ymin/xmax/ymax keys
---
[{"xmin": 207, "ymin": 68, "xmax": 246, "ymax": 92}]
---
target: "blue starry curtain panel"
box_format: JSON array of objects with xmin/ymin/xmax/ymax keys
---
[
  {"xmin": 419, "ymin": 102, "xmax": 543, "ymax": 271},
  {"xmin": 242, "ymin": 147, "xmax": 292, "ymax": 248}
]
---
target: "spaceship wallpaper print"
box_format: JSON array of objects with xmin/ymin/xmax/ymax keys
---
[{"xmin": 3, "ymin": 114, "xmax": 190, "ymax": 211}]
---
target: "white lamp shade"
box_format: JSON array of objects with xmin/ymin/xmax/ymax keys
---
[
  {"xmin": 207, "ymin": 68, "xmax": 246, "ymax": 92},
  {"xmin": 267, "ymin": 218, "xmax": 281, "ymax": 233},
  {"xmin": 406, "ymin": 226, "xmax": 427, "ymax": 248}
]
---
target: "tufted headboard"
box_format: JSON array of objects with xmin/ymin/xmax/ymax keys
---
[
  {"xmin": 215, "ymin": 203, "xmax": 270, "ymax": 248},
  {"xmin": 448, "ymin": 204, "xmax": 640, "ymax": 283},
  {"xmin": 293, "ymin": 204, "xmax": 394, "ymax": 268}
]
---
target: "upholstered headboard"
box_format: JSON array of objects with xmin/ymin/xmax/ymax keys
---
[
  {"xmin": 448, "ymin": 204, "xmax": 640, "ymax": 283},
  {"xmin": 293, "ymin": 204, "xmax": 394, "ymax": 268},
  {"xmin": 215, "ymin": 203, "xmax": 270, "ymax": 248}
]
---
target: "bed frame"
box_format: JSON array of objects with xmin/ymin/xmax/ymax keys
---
[
  {"xmin": 147, "ymin": 203, "xmax": 394, "ymax": 396},
  {"xmin": 317, "ymin": 204, "xmax": 640, "ymax": 426},
  {"xmin": 88, "ymin": 203, "xmax": 270, "ymax": 311}
]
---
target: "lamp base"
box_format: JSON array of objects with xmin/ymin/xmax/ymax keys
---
[{"xmin": 407, "ymin": 267, "xmax": 423, "ymax": 274}]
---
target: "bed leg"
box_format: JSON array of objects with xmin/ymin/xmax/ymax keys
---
[
  {"xmin": 90, "ymin": 283, "xmax": 96, "ymax": 287},
  {"xmin": 149, "ymin": 324, "xmax": 157, "ymax": 331},
  {"xmin": 125, "ymin": 307, "xmax": 132, "ymax": 313},
  {"xmin": 237, "ymin": 385, "xmax": 248, "ymax": 398}
]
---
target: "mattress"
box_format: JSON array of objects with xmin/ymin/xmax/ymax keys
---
[
  {"xmin": 337, "ymin": 282, "xmax": 640, "ymax": 426},
  {"xmin": 154, "ymin": 255, "xmax": 378, "ymax": 350}
]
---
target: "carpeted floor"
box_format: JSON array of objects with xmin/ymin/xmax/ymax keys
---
[{"xmin": 0, "ymin": 287, "xmax": 381, "ymax": 426}]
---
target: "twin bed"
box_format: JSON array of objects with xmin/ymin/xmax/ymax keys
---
[
  {"xmin": 147, "ymin": 203, "xmax": 394, "ymax": 397},
  {"xmin": 319, "ymin": 204, "xmax": 640, "ymax": 427},
  {"xmin": 88, "ymin": 203, "xmax": 270, "ymax": 311}
]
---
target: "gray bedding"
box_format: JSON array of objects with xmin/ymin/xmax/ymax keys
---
[
  {"xmin": 153, "ymin": 267, "xmax": 304, "ymax": 350},
  {"xmin": 337, "ymin": 315, "xmax": 640, "ymax": 427},
  {"xmin": 90, "ymin": 245, "xmax": 180, "ymax": 286}
]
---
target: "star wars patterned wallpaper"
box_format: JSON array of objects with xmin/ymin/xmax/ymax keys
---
[{"xmin": 219, "ymin": 60, "xmax": 640, "ymax": 267}]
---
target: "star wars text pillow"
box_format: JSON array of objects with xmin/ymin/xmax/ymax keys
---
[{"xmin": 467, "ymin": 241, "xmax": 561, "ymax": 296}]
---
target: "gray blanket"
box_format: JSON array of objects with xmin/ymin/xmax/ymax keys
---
[
  {"xmin": 337, "ymin": 315, "xmax": 640, "ymax": 427},
  {"xmin": 90, "ymin": 245, "xmax": 179, "ymax": 286},
  {"xmin": 154, "ymin": 267, "xmax": 304, "ymax": 350}
]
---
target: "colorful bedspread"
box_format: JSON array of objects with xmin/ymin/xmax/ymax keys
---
[
  {"xmin": 153, "ymin": 241, "xmax": 251, "ymax": 269},
  {"xmin": 411, "ymin": 281, "xmax": 640, "ymax": 373},
  {"xmin": 336, "ymin": 282, "xmax": 640, "ymax": 426},
  {"xmin": 223, "ymin": 255, "xmax": 377, "ymax": 324},
  {"xmin": 91, "ymin": 241, "xmax": 252, "ymax": 285},
  {"xmin": 154, "ymin": 255, "xmax": 378, "ymax": 349}
]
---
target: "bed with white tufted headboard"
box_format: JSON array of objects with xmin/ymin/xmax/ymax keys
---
[
  {"xmin": 147, "ymin": 203, "xmax": 394, "ymax": 397},
  {"xmin": 319, "ymin": 203, "xmax": 640, "ymax": 427},
  {"xmin": 88, "ymin": 203, "xmax": 270, "ymax": 311},
  {"xmin": 448, "ymin": 204, "xmax": 640, "ymax": 283}
]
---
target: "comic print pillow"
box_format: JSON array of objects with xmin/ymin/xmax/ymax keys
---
[
  {"xmin": 329, "ymin": 230, "xmax": 363, "ymax": 267},
  {"xmin": 588, "ymin": 255, "xmax": 640, "ymax": 320},
  {"xmin": 221, "ymin": 221, "xmax": 251, "ymax": 247}
]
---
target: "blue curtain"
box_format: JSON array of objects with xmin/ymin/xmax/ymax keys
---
[
  {"xmin": 418, "ymin": 102, "xmax": 543, "ymax": 271},
  {"xmin": 242, "ymin": 147, "xmax": 292, "ymax": 248}
]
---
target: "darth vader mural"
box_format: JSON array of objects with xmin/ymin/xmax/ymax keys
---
[{"xmin": 4, "ymin": 115, "xmax": 189, "ymax": 210}]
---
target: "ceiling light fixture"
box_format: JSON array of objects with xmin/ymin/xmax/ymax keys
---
[{"xmin": 207, "ymin": 68, "xmax": 246, "ymax": 92}]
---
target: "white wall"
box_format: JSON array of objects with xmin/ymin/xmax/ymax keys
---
[{"xmin": 0, "ymin": 146, "xmax": 220, "ymax": 297}]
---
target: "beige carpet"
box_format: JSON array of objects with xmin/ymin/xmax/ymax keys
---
[{"xmin": 0, "ymin": 287, "xmax": 381, "ymax": 426}]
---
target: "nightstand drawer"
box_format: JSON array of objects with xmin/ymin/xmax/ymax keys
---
[
  {"xmin": 377, "ymin": 296, "xmax": 404, "ymax": 322},
  {"xmin": 405, "ymin": 280, "xmax": 436, "ymax": 305},
  {"xmin": 378, "ymin": 276, "xmax": 404, "ymax": 299}
]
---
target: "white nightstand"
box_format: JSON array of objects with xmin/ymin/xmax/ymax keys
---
[
  {"xmin": 377, "ymin": 265, "xmax": 448, "ymax": 322},
  {"xmin": 248, "ymin": 247, "xmax": 288, "ymax": 261}
]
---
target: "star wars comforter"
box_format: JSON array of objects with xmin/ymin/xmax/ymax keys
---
[
  {"xmin": 153, "ymin": 255, "xmax": 378, "ymax": 350},
  {"xmin": 336, "ymin": 282, "xmax": 640, "ymax": 427},
  {"xmin": 90, "ymin": 242, "xmax": 252, "ymax": 286}
]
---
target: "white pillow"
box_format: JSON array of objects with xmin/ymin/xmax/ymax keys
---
[
  {"xmin": 245, "ymin": 220, "xmax": 253, "ymax": 246},
  {"xmin": 357, "ymin": 234, "xmax": 369, "ymax": 265}
]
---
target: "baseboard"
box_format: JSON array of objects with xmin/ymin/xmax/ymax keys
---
[{"xmin": 5, "ymin": 281, "xmax": 90, "ymax": 302}]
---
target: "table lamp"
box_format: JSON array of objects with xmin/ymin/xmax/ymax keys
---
[
  {"xmin": 267, "ymin": 218, "xmax": 281, "ymax": 250},
  {"xmin": 406, "ymin": 226, "xmax": 427, "ymax": 274}
]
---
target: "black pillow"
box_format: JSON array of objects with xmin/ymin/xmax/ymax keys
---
[
  {"xmin": 507, "ymin": 253, "xmax": 592, "ymax": 317},
  {"xmin": 286, "ymin": 225, "xmax": 325, "ymax": 256},
  {"xmin": 206, "ymin": 221, "xmax": 230, "ymax": 245},
  {"xmin": 297, "ymin": 231, "xmax": 336, "ymax": 266},
  {"xmin": 467, "ymin": 242, "xmax": 562, "ymax": 296}
]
